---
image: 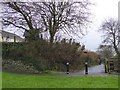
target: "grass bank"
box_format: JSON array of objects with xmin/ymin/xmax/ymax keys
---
[
  {"xmin": 0, "ymin": 72, "xmax": 2, "ymax": 89},
  {"xmin": 2, "ymin": 72, "xmax": 118, "ymax": 88}
]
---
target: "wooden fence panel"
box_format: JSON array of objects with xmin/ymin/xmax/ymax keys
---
[{"xmin": 105, "ymin": 60, "xmax": 118, "ymax": 73}]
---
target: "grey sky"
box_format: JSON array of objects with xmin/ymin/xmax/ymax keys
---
[{"xmin": 80, "ymin": 0, "xmax": 119, "ymax": 51}]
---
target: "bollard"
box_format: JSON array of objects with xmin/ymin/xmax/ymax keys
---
[
  {"xmin": 66, "ymin": 62, "xmax": 69, "ymax": 74},
  {"xmin": 85, "ymin": 62, "xmax": 88, "ymax": 74}
]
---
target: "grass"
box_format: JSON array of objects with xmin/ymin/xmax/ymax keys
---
[
  {"xmin": 0, "ymin": 72, "xmax": 2, "ymax": 89},
  {"xmin": 43, "ymin": 70, "xmax": 64, "ymax": 74},
  {"xmin": 2, "ymin": 72, "xmax": 118, "ymax": 88}
]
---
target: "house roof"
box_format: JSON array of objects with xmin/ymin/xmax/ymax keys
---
[{"xmin": 1, "ymin": 30, "xmax": 24, "ymax": 41}]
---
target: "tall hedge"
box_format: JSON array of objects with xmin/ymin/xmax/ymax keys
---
[{"xmin": 2, "ymin": 40, "xmax": 98, "ymax": 73}]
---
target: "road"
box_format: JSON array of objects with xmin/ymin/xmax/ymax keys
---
[
  {"xmin": 56, "ymin": 64, "xmax": 117, "ymax": 76},
  {"xmin": 68, "ymin": 64, "xmax": 109, "ymax": 76}
]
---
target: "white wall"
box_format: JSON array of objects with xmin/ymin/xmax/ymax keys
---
[{"xmin": 2, "ymin": 36, "xmax": 23, "ymax": 42}]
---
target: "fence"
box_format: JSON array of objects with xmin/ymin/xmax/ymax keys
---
[{"xmin": 104, "ymin": 58, "xmax": 118, "ymax": 73}]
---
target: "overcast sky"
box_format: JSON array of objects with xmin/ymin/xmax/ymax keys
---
[
  {"xmin": 80, "ymin": 0, "xmax": 119, "ymax": 51},
  {"xmin": 2, "ymin": 0, "xmax": 119, "ymax": 51}
]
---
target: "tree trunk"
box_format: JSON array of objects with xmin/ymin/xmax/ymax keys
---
[{"xmin": 50, "ymin": 35, "xmax": 54, "ymax": 43}]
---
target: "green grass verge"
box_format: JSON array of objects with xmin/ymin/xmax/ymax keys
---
[
  {"xmin": 43, "ymin": 70, "xmax": 64, "ymax": 74},
  {"xmin": 2, "ymin": 72, "xmax": 118, "ymax": 88},
  {"xmin": 0, "ymin": 72, "xmax": 2, "ymax": 89}
]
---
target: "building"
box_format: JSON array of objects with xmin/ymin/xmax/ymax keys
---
[{"xmin": 0, "ymin": 31, "xmax": 24, "ymax": 42}]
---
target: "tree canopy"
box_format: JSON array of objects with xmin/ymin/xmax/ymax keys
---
[{"xmin": 2, "ymin": 1, "xmax": 92, "ymax": 42}]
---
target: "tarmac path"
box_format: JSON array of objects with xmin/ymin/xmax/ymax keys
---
[
  {"xmin": 68, "ymin": 64, "xmax": 109, "ymax": 76},
  {"xmin": 56, "ymin": 64, "xmax": 118, "ymax": 76}
]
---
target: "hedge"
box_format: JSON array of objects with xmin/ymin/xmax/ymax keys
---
[{"xmin": 2, "ymin": 40, "xmax": 98, "ymax": 73}]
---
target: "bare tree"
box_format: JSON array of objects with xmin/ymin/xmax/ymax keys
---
[
  {"xmin": 2, "ymin": 2, "xmax": 44, "ymax": 41},
  {"xmin": 2, "ymin": 1, "xmax": 92, "ymax": 43},
  {"xmin": 97, "ymin": 45, "xmax": 114, "ymax": 59},
  {"xmin": 99, "ymin": 18, "xmax": 120, "ymax": 60},
  {"xmin": 33, "ymin": 1, "xmax": 92, "ymax": 43}
]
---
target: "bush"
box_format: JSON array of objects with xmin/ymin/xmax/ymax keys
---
[
  {"xmin": 2, "ymin": 59, "xmax": 40, "ymax": 74},
  {"xmin": 2, "ymin": 40, "xmax": 98, "ymax": 73},
  {"xmin": 2, "ymin": 42, "xmax": 26, "ymax": 60}
]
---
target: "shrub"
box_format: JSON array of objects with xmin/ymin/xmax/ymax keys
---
[
  {"xmin": 2, "ymin": 40, "xmax": 98, "ymax": 73},
  {"xmin": 2, "ymin": 59, "xmax": 40, "ymax": 74}
]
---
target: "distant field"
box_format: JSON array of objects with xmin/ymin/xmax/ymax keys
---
[{"xmin": 2, "ymin": 72, "xmax": 118, "ymax": 88}]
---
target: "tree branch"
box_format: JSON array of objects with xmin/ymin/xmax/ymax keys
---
[{"xmin": 3, "ymin": 19, "xmax": 28, "ymax": 31}]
